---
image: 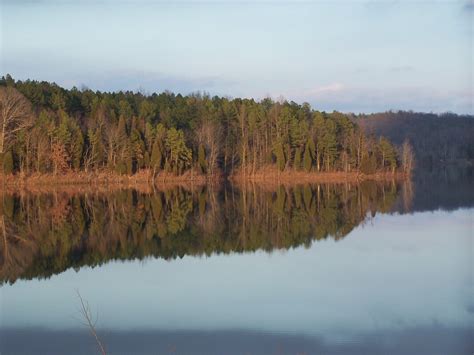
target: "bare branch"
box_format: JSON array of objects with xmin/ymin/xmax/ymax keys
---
[
  {"xmin": 0, "ymin": 87, "xmax": 33, "ymax": 155},
  {"xmin": 76, "ymin": 290, "xmax": 107, "ymax": 355}
]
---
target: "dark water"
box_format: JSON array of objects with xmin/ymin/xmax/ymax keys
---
[{"xmin": 0, "ymin": 169, "xmax": 473, "ymax": 355}]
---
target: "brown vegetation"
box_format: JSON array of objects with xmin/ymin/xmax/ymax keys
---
[
  {"xmin": 0, "ymin": 165, "xmax": 409, "ymax": 191},
  {"xmin": 0, "ymin": 168, "xmax": 408, "ymax": 189},
  {"xmin": 230, "ymin": 167, "xmax": 408, "ymax": 184},
  {"xmin": 0, "ymin": 168, "xmax": 225, "ymax": 188}
]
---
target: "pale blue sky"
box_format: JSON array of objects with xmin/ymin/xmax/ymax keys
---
[{"xmin": 1, "ymin": 0, "xmax": 473, "ymax": 113}]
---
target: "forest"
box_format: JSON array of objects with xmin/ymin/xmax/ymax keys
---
[
  {"xmin": 355, "ymin": 111, "xmax": 474, "ymax": 168},
  {"xmin": 0, "ymin": 75, "xmax": 412, "ymax": 180}
]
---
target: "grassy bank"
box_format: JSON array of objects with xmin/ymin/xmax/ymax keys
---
[
  {"xmin": 0, "ymin": 169, "xmax": 222, "ymax": 188},
  {"xmin": 229, "ymin": 168, "xmax": 409, "ymax": 185},
  {"xmin": 1, "ymin": 168, "xmax": 409, "ymax": 190}
]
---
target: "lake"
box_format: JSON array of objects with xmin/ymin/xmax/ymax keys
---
[{"xmin": 1, "ymin": 168, "xmax": 473, "ymax": 355}]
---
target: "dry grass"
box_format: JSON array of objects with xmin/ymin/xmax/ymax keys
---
[
  {"xmin": 0, "ymin": 169, "xmax": 223, "ymax": 189},
  {"xmin": 229, "ymin": 167, "xmax": 408, "ymax": 186},
  {"xmin": 0, "ymin": 167, "xmax": 407, "ymax": 192}
]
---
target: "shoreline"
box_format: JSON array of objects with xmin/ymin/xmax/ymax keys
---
[
  {"xmin": 229, "ymin": 170, "xmax": 408, "ymax": 185},
  {"xmin": 0, "ymin": 170, "xmax": 216, "ymax": 187},
  {"xmin": 0, "ymin": 169, "xmax": 409, "ymax": 189}
]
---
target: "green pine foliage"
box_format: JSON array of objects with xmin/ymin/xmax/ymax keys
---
[
  {"xmin": 303, "ymin": 142, "xmax": 313, "ymax": 172},
  {"xmin": 0, "ymin": 75, "xmax": 404, "ymax": 176},
  {"xmin": 273, "ymin": 142, "xmax": 286, "ymax": 172},
  {"xmin": 294, "ymin": 147, "xmax": 302, "ymax": 170}
]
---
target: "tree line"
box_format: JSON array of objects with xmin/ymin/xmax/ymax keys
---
[{"xmin": 0, "ymin": 75, "xmax": 412, "ymax": 178}]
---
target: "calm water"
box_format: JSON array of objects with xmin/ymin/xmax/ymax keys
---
[{"xmin": 0, "ymin": 171, "xmax": 473, "ymax": 355}]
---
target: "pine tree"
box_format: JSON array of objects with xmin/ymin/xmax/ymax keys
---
[
  {"xmin": 294, "ymin": 147, "xmax": 302, "ymax": 170},
  {"xmin": 68, "ymin": 120, "xmax": 84, "ymax": 170},
  {"xmin": 150, "ymin": 124, "xmax": 166, "ymax": 174},
  {"xmin": 273, "ymin": 141, "xmax": 286, "ymax": 172},
  {"xmin": 165, "ymin": 128, "xmax": 192, "ymax": 175},
  {"xmin": 150, "ymin": 139, "xmax": 163, "ymax": 171},
  {"xmin": 322, "ymin": 119, "xmax": 337, "ymax": 171},
  {"xmin": 379, "ymin": 137, "xmax": 397, "ymax": 172},
  {"xmin": 131, "ymin": 128, "xmax": 145, "ymax": 170}
]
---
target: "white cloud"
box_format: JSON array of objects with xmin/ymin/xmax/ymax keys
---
[{"xmin": 305, "ymin": 83, "xmax": 346, "ymax": 95}]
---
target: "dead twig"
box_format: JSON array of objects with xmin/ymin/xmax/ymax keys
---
[{"xmin": 76, "ymin": 290, "xmax": 107, "ymax": 355}]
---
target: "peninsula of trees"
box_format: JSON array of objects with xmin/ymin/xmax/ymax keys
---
[{"xmin": 0, "ymin": 75, "xmax": 412, "ymax": 182}]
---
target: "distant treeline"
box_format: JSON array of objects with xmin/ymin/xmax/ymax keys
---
[
  {"xmin": 354, "ymin": 111, "xmax": 474, "ymax": 168},
  {"xmin": 0, "ymin": 75, "xmax": 412, "ymax": 178}
]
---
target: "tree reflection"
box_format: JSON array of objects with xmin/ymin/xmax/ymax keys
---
[{"xmin": 0, "ymin": 181, "xmax": 411, "ymax": 284}]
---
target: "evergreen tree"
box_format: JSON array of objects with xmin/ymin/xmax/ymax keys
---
[
  {"xmin": 294, "ymin": 147, "xmax": 302, "ymax": 170},
  {"xmin": 150, "ymin": 124, "xmax": 166, "ymax": 173},
  {"xmin": 0, "ymin": 75, "xmax": 405, "ymax": 177},
  {"xmin": 322, "ymin": 119, "xmax": 338, "ymax": 171},
  {"xmin": 273, "ymin": 141, "xmax": 286, "ymax": 172},
  {"xmin": 131, "ymin": 128, "xmax": 145, "ymax": 171},
  {"xmin": 165, "ymin": 128, "xmax": 192, "ymax": 174},
  {"xmin": 303, "ymin": 141, "xmax": 313, "ymax": 172},
  {"xmin": 379, "ymin": 137, "xmax": 397, "ymax": 172}
]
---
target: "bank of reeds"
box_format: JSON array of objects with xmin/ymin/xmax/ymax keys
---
[
  {"xmin": 0, "ymin": 167, "xmax": 408, "ymax": 190},
  {"xmin": 229, "ymin": 167, "xmax": 409, "ymax": 185}
]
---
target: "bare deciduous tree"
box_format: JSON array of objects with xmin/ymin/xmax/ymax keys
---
[
  {"xmin": 83, "ymin": 146, "xmax": 95, "ymax": 173},
  {"xmin": 196, "ymin": 120, "xmax": 223, "ymax": 176},
  {"xmin": 50, "ymin": 141, "xmax": 70, "ymax": 175},
  {"xmin": 0, "ymin": 87, "xmax": 33, "ymax": 155}
]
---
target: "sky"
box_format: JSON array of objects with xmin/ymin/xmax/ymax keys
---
[{"xmin": 0, "ymin": 0, "xmax": 473, "ymax": 114}]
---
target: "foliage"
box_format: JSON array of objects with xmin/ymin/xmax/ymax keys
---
[
  {"xmin": 0, "ymin": 75, "xmax": 406, "ymax": 176},
  {"xmin": 355, "ymin": 111, "xmax": 474, "ymax": 167}
]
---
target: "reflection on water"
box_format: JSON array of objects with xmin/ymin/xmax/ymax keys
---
[
  {"xmin": 0, "ymin": 181, "xmax": 409, "ymax": 284},
  {"xmin": 0, "ymin": 177, "xmax": 472, "ymax": 355},
  {"xmin": 411, "ymin": 165, "xmax": 474, "ymax": 211}
]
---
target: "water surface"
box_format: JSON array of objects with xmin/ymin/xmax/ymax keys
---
[{"xmin": 0, "ymin": 178, "xmax": 472, "ymax": 355}]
